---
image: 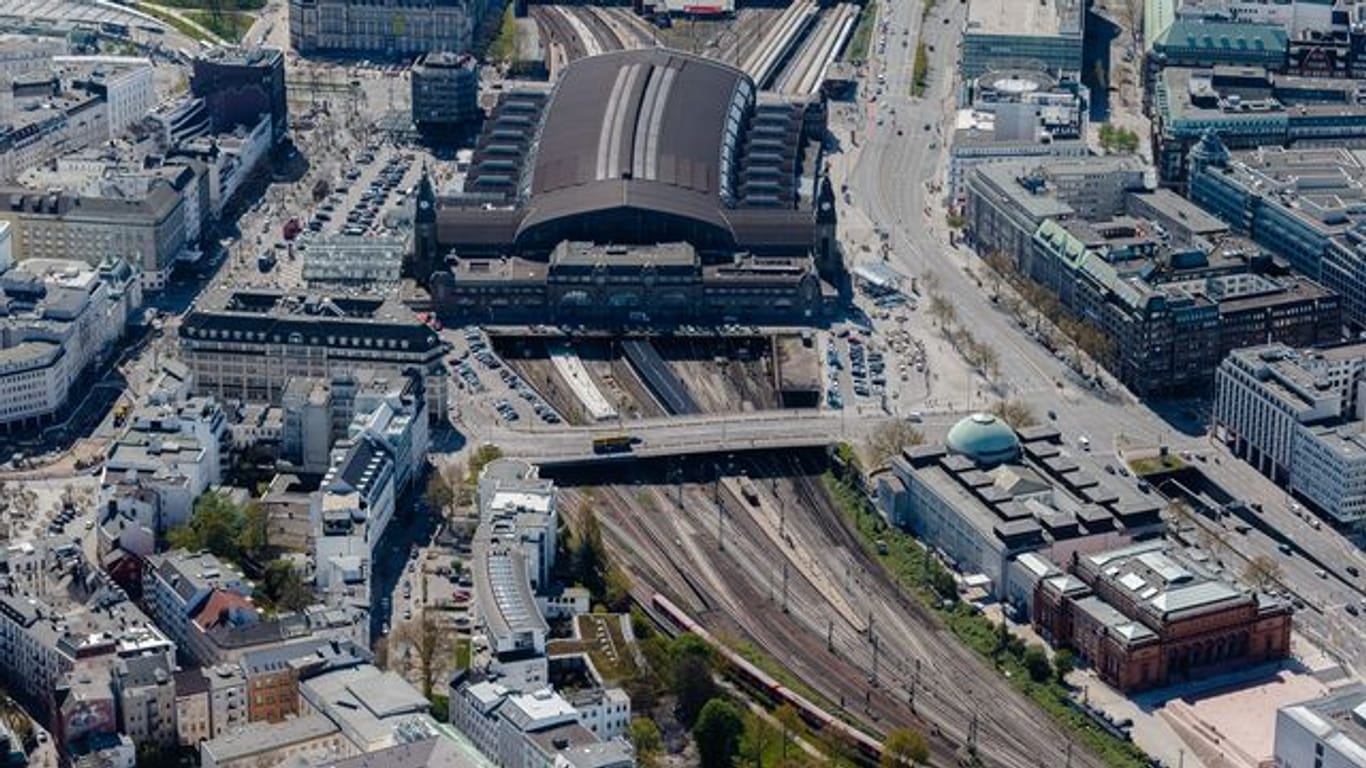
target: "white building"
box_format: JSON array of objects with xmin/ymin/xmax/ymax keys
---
[
  {"xmin": 0, "ymin": 257, "xmax": 139, "ymax": 431},
  {"xmin": 102, "ymin": 397, "xmax": 229, "ymax": 530},
  {"xmin": 1213, "ymin": 342, "xmax": 1366, "ymax": 524},
  {"xmin": 302, "ymin": 234, "xmax": 405, "ymax": 288},
  {"xmin": 141, "ymin": 550, "xmax": 253, "ymax": 664},
  {"xmin": 313, "ymin": 435, "xmax": 396, "ymax": 591},
  {"xmin": 1274, "ymin": 685, "xmax": 1366, "ymax": 768},
  {"xmin": 449, "ymin": 685, "xmax": 634, "ymax": 768},
  {"xmin": 0, "ymin": 220, "xmax": 11, "ymax": 272},
  {"xmin": 478, "ymin": 459, "xmax": 557, "ymax": 592},
  {"xmin": 174, "ymin": 114, "xmax": 272, "ymax": 218},
  {"xmin": 57, "ymin": 57, "xmax": 156, "ymax": 140}
]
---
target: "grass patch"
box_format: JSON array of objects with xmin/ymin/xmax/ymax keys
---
[
  {"xmin": 823, "ymin": 465, "xmax": 1150, "ymax": 768},
  {"xmin": 134, "ymin": 3, "xmax": 213, "ymax": 41},
  {"xmin": 454, "ymin": 637, "xmax": 471, "ymax": 671},
  {"xmin": 157, "ymin": 0, "xmax": 264, "ymax": 10},
  {"xmin": 1127, "ymin": 454, "xmax": 1185, "ymax": 476},
  {"xmin": 911, "ymin": 41, "xmax": 928, "ymax": 96},
  {"xmin": 487, "ymin": 3, "xmax": 519, "ymax": 63},
  {"xmin": 845, "ymin": 0, "xmax": 878, "ymax": 64},
  {"xmin": 182, "ymin": 9, "xmax": 252, "ymax": 41}
]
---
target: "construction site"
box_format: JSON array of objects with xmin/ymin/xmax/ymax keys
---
[
  {"xmin": 544, "ymin": 450, "xmax": 1113, "ymax": 768},
  {"xmin": 490, "ymin": 333, "xmax": 821, "ymax": 423}
]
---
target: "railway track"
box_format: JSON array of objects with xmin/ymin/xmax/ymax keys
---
[
  {"xmin": 531, "ymin": 6, "xmax": 587, "ymax": 62},
  {"xmin": 550, "ymin": 454, "xmax": 1111, "ymax": 768},
  {"xmin": 775, "ymin": 2, "xmax": 857, "ymax": 95}
]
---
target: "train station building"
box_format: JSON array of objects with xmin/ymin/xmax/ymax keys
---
[{"xmin": 415, "ymin": 48, "xmax": 842, "ymax": 326}]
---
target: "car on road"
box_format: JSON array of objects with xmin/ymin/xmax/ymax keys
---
[
  {"xmin": 1348, "ymin": 565, "xmax": 1360, "ymax": 578},
  {"xmin": 1346, "ymin": 604, "xmax": 1360, "ymax": 617}
]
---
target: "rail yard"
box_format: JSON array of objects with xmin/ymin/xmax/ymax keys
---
[{"xmin": 547, "ymin": 451, "xmax": 1112, "ymax": 768}]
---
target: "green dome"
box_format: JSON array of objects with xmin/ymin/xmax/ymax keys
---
[{"xmin": 946, "ymin": 413, "xmax": 1020, "ymax": 466}]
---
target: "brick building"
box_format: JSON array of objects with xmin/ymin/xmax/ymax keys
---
[{"xmin": 1033, "ymin": 541, "xmax": 1292, "ymax": 691}]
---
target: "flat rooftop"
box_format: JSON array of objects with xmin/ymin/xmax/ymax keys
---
[{"xmin": 967, "ymin": 0, "xmax": 1083, "ymax": 37}]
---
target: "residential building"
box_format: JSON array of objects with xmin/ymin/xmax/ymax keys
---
[
  {"xmin": 1274, "ymin": 684, "xmax": 1366, "ymax": 768},
  {"xmin": 949, "ymin": 68, "xmax": 1090, "ymax": 206},
  {"xmin": 299, "ymin": 664, "xmax": 433, "ymax": 753},
  {"xmin": 111, "ymin": 654, "xmax": 176, "ymax": 747},
  {"xmin": 199, "ymin": 713, "xmax": 351, "ymax": 768},
  {"xmin": 880, "ymin": 414, "xmax": 1162, "ymax": 607},
  {"xmin": 173, "ymin": 667, "xmax": 211, "ymax": 747},
  {"xmin": 190, "ymin": 47, "xmax": 288, "ymax": 145},
  {"xmin": 1213, "ymin": 341, "xmax": 1366, "ymax": 524},
  {"xmin": 0, "ymin": 256, "xmax": 140, "ymax": 430},
  {"xmin": 239, "ymin": 638, "xmax": 369, "ymax": 724},
  {"xmin": 1153, "ymin": 66, "xmax": 1366, "ymax": 186},
  {"xmin": 961, "ymin": 0, "xmax": 1085, "ymax": 78},
  {"xmin": 0, "ymin": 179, "xmax": 187, "ymax": 290},
  {"xmin": 178, "ymin": 288, "xmax": 450, "ymax": 421},
  {"xmin": 1033, "ymin": 540, "xmax": 1292, "ymax": 692},
  {"xmin": 448, "ymin": 685, "xmax": 634, "ymax": 768},
  {"xmin": 411, "ymin": 53, "xmax": 480, "ymax": 134},
  {"xmin": 303, "ymin": 234, "xmax": 405, "ymax": 288},
  {"xmin": 205, "ymin": 664, "xmax": 248, "ymax": 739},
  {"xmin": 1190, "ymin": 140, "xmax": 1366, "ymax": 329},
  {"xmin": 288, "ymin": 0, "xmax": 492, "ymax": 57},
  {"xmin": 141, "ymin": 550, "xmax": 253, "ymax": 666}
]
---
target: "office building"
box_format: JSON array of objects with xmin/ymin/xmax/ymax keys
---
[
  {"xmin": 0, "ymin": 86, "xmax": 106, "ymax": 181},
  {"xmin": 422, "ymin": 48, "xmax": 842, "ymax": 326},
  {"xmin": 190, "ymin": 47, "xmax": 287, "ymax": 145},
  {"xmin": 173, "ymin": 113, "xmax": 274, "ymax": 220},
  {"xmin": 59, "ymin": 56, "xmax": 156, "ymax": 140},
  {"xmin": 1274, "ymin": 685, "xmax": 1366, "ymax": 768},
  {"xmin": 1033, "ymin": 540, "xmax": 1292, "ymax": 692},
  {"xmin": 178, "ymin": 288, "xmax": 450, "ymax": 422},
  {"xmin": 314, "ymin": 434, "xmax": 396, "ymax": 592},
  {"xmin": 879, "ymin": 414, "xmax": 1162, "ymax": 608},
  {"xmin": 288, "ymin": 0, "xmax": 492, "ymax": 57},
  {"xmin": 298, "ymin": 664, "xmax": 433, "ymax": 753},
  {"xmin": 1153, "ymin": 66, "xmax": 1366, "ymax": 186},
  {"xmin": 949, "ymin": 68, "xmax": 1090, "ymax": 206},
  {"xmin": 411, "ymin": 53, "xmax": 480, "ymax": 134},
  {"xmin": 1148, "ymin": 18, "xmax": 1287, "ymax": 71},
  {"xmin": 0, "ymin": 257, "xmax": 140, "ymax": 430},
  {"xmin": 0, "ymin": 179, "xmax": 187, "ymax": 290},
  {"xmin": 961, "ymin": 0, "xmax": 1085, "ymax": 78},
  {"xmin": 199, "ymin": 714, "xmax": 350, "ymax": 768},
  {"xmin": 1213, "ymin": 341, "xmax": 1366, "ymax": 524},
  {"xmin": 477, "ymin": 460, "xmax": 557, "ymax": 592},
  {"xmin": 102, "ymin": 397, "xmax": 229, "ymax": 530},
  {"xmin": 1190, "ymin": 140, "xmax": 1366, "ymax": 329}
]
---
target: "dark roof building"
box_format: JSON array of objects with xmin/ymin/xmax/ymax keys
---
[{"xmin": 424, "ymin": 48, "xmax": 840, "ymax": 325}]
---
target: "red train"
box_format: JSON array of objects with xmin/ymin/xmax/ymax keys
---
[{"xmin": 650, "ymin": 593, "xmax": 885, "ymax": 760}]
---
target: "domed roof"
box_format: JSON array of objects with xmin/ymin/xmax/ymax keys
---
[{"xmin": 946, "ymin": 413, "xmax": 1021, "ymax": 466}]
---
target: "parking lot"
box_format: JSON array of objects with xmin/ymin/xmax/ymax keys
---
[{"xmin": 446, "ymin": 329, "xmax": 565, "ymax": 440}]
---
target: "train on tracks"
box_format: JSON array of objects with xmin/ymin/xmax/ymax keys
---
[{"xmin": 650, "ymin": 592, "xmax": 885, "ymax": 761}]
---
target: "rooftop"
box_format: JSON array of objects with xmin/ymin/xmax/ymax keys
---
[
  {"xmin": 966, "ymin": 0, "xmax": 1083, "ymax": 37},
  {"xmin": 199, "ymin": 714, "xmax": 339, "ymax": 763},
  {"xmin": 1278, "ymin": 685, "xmax": 1366, "ymax": 765}
]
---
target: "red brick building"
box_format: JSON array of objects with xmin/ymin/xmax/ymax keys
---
[{"xmin": 1033, "ymin": 541, "xmax": 1292, "ymax": 692}]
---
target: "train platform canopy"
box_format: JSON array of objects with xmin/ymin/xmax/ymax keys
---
[
  {"xmin": 437, "ymin": 47, "xmax": 825, "ymax": 258},
  {"xmin": 852, "ymin": 263, "xmax": 903, "ymax": 289}
]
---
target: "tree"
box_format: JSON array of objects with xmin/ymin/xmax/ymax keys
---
[
  {"xmin": 629, "ymin": 718, "xmax": 663, "ymax": 768},
  {"xmin": 394, "ymin": 615, "xmax": 455, "ymax": 698},
  {"xmin": 260, "ymin": 560, "xmax": 312, "ymax": 612},
  {"xmin": 990, "ymin": 400, "xmax": 1039, "ymax": 430},
  {"xmin": 927, "ymin": 293, "xmax": 958, "ymax": 331},
  {"xmin": 741, "ymin": 709, "xmax": 776, "ymax": 767},
  {"xmin": 868, "ymin": 421, "xmax": 926, "ymax": 468},
  {"xmin": 237, "ymin": 501, "xmax": 270, "ymax": 559},
  {"xmin": 882, "ymin": 727, "xmax": 930, "ymax": 767},
  {"xmin": 1053, "ymin": 648, "xmax": 1076, "ymax": 684},
  {"xmin": 572, "ymin": 504, "xmax": 608, "ymax": 597},
  {"xmin": 1244, "ymin": 554, "xmax": 1283, "ymax": 590},
  {"xmin": 693, "ymin": 699, "xmax": 745, "ymax": 768},
  {"xmin": 424, "ymin": 467, "xmax": 455, "ymax": 516},
  {"xmin": 775, "ymin": 703, "xmax": 803, "ymax": 760},
  {"xmin": 672, "ymin": 634, "xmax": 719, "ymax": 726},
  {"xmin": 1022, "ymin": 645, "xmax": 1052, "ymax": 683},
  {"xmin": 167, "ymin": 490, "xmax": 246, "ymax": 561}
]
